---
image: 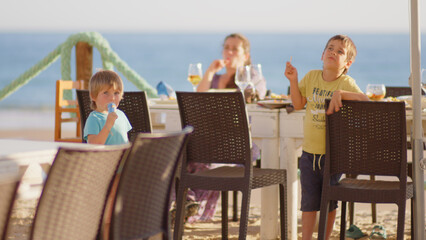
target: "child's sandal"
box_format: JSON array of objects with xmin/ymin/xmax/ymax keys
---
[{"xmin": 370, "ymin": 225, "xmax": 387, "ymax": 239}]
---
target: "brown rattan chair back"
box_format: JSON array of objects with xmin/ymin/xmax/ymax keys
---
[
  {"xmin": 30, "ymin": 145, "xmax": 129, "ymax": 240},
  {"xmin": 110, "ymin": 127, "xmax": 193, "ymax": 240},
  {"xmin": 76, "ymin": 90, "xmax": 152, "ymax": 142},
  {"xmin": 318, "ymin": 100, "xmax": 413, "ymax": 240},
  {"xmin": 385, "ymin": 86, "xmax": 412, "ymax": 97},
  {"xmin": 0, "ymin": 161, "xmax": 20, "ymax": 240},
  {"xmin": 174, "ymin": 92, "xmax": 287, "ymax": 240},
  {"xmin": 385, "ymin": 86, "xmax": 425, "ymax": 98},
  {"xmin": 177, "ymin": 92, "xmax": 251, "ymax": 165}
]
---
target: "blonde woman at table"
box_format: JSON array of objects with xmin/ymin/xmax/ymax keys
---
[
  {"xmin": 177, "ymin": 33, "xmax": 264, "ymax": 223},
  {"xmin": 285, "ymin": 35, "xmax": 369, "ymax": 240},
  {"xmin": 197, "ymin": 33, "xmax": 267, "ymax": 100}
]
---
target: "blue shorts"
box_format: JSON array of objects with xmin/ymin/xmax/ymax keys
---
[{"xmin": 299, "ymin": 151, "xmax": 341, "ymax": 212}]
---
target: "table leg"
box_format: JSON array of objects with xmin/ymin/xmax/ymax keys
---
[
  {"xmin": 260, "ymin": 138, "xmax": 279, "ymax": 239},
  {"xmin": 281, "ymin": 137, "xmax": 303, "ymax": 240}
]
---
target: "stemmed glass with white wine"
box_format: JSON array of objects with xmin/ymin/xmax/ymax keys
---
[
  {"xmin": 235, "ymin": 65, "xmax": 251, "ymax": 100},
  {"xmin": 188, "ymin": 63, "xmax": 203, "ymax": 92}
]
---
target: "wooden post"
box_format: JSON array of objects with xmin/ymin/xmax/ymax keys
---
[{"xmin": 76, "ymin": 42, "xmax": 93, "ymax": 89}]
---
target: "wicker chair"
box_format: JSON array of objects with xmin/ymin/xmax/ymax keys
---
[
  {"xmin": 54, "ymin": 80, "xmax": 85, "ymax": 142},
  {"xmin": 110, "ymin": 127, "xmax": 193, "ymax": 240},
  {"xmin": 348, "ymin": 86, "xmax": 418, "ymax": 238},
  {"xmin": 318, "ymin": 100, "xmax": 413, "ymax": 240},
  {"xmin": 76, "ymin": 90, "xmax": 152, "ymax": 142},
  {"xmin": 0, "ymin": 161, "xmax": 20, "ymax": 240},
  {"xmin": 385, "ymin": 86, "xmax": 412, "ymax": 98},
  {"xmin": 29, "ymin": 145, "xmax": 129, "ymax": 240},
  {"xmin": 174, "ymin": 92, "xmax": 287, "ymax": 240}
]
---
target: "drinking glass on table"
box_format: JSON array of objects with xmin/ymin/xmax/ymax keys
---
[
  {"xmin": 188, "ymin": 63, "xmax": 203, "ymax": 92},
  {"xmin": 249, "ymin": 64, "xmax": 262, "ymax": 94},
  {"xmin": 235, "ymin": 65, "xmax": 251, "ymax": 100},
  {"xmin": 366, "ymin": 84, "xmax": 386, "ymax": 101}
]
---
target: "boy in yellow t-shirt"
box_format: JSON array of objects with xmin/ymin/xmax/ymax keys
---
[{"xmin": 285, "ymin": 35, "xmax": 369, "ymax": 240}]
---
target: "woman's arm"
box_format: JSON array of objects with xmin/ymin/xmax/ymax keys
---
[{"xmin": 197, "ymin": 59, "xmax": 228, "ymax": 92}]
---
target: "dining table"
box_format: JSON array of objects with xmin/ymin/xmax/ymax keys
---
[
  {"xmin": 149, "ymin": 99, "xmax": 426, "ymax": 240},
  {"xmin": 0, "ymin": 139, "xmax": 108, "ymax": 198}
]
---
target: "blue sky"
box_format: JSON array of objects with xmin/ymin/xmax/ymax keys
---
[{"xmin": 1, "ymin": 0, "xmax": 425, "ymax": 33}]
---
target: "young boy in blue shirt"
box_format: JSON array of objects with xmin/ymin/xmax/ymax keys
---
[
  {"xmin": 84, "ymin": 70, "xmax": 132, "ymax": 145},
  {"xmin": 285, "ymin": 35, "xmax": 369, "ymax": 240}
]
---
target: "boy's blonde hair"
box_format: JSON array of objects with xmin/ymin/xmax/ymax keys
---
[
  {"xmin": 89, "ymin": 70, "xmax": 123, "ymax": 110},
  {"xmin": 223, "ymin": 33, "xmax": 252, "ymax": 65},
  {"xmin": 324, "ymin": 35, "xmax": 357, "ymax": 74}
]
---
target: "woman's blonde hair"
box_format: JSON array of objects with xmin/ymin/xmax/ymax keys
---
[
  {"xmin": 89, "ymin": 70, "xmax": 123, "ymax": 110},
  {"xmin": 324, "ymin": 35, "xmax": 357, "ymax": 74},
  {"xmin": 223, "ymin": 33, "xmax": 252, "ymax": 65}
]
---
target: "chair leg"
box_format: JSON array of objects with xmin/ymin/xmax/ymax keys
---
[
  {"xmin": 279, "ymin": 183, "xmax": 288, "ymax": 240},
  {"xmin": 232, "ymin": 191, "xmax": 238, "ymax": 221},
  {"xmin": 348, "ymin": 202, "xmax": 354, "ymax": 225},
  {"xmin": 396, "ymin": 203, "xmax": 406, "ymax": 240},
  {"xmin": 371, "ymin": 202, "xmax": 377, "ymax": 223},
  {"xmin": 221, "ymin": 191, "xmax": 228, "ymax": 240},
  {"xmin": 238, "ymin": 189, "xmax": 251, "ymax": 240},
  {"xmin": 318, "ymin": 198, "xmax": 330, "ymax": 240},
  {"xmin": 411, "ymin": 198, "xmax": 414, "ymax": 240},
  {"xmin": 340, "ymin": 202, "xmax": 347, "ymax": 240},
  {"xmin": 370, "ymin": 175, "xmax": 377, "ymax": 223},
  {"xmin": 173, "ymin": 187, "xmax": 188, "ymax": 240}
]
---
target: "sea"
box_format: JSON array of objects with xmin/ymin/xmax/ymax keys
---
[{"xmin": 0, "ymin": 32, "xmax": 425, "ymax": 111}]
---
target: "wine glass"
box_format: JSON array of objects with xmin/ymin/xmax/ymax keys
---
[
  {"xmin": 366, "ymin": 84, "xmax": 386, "ymax": 101},
  {"xmin": 235, "ymin": 65, "xmax": 251, "ymax": 100},
  {"xmin": 188, "ymin": 63, "xmax": 202, "ymax": 92},
  {"xmin": 249, "ymin": 63, "xmax": 262, "ymax": 94}
]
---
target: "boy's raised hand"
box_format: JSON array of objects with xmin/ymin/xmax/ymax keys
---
[
  {"xmin": 285, "ymin": 61, "xmax": 298, "ymax": 83},
  {"xmin": 105, "ymin": 112, "xmax": 118, "ymax": 129}
]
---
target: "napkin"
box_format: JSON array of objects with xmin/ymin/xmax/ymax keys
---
[{"xmin": 156, "ymin": 81, "xmax": 176, "ymax": 100}]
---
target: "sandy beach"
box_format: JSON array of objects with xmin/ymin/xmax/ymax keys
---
[
  {"xmin": 1, "ymin": 109, "xmax": 425, "ymax": 239},
  {"xmin": 5, "ymin": 190, "xmax": 423, "ymax": 240}
]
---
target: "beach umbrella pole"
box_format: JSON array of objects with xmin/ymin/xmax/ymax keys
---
[{"xmin": 409, "ymin": 0, "xmax": 425, "ymax": 239}]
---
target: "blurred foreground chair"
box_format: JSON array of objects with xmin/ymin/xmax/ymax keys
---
[
  {"xmin": 76, "ymin": 90, "xmax": 152, "ymax": 142},
  {"xmin": 29, "ymin": 145, "xmax": 129, "ymax": 240},
  {"xmin": 318, "ymin": 100, "xmax": 413, "ymax": 240},
  {"xmin": 0, "ymin": 161, "xmax": 20, "ymax": 240},
  {"xmin": 174, "ymin": 92, "xmax": 287, "ymax": 240},
  {"xmin": 54, "ymin": 80, "xmax": 85, "ymax": 142},
  {"xmin": 110, "ymin": 127, "xmax": 193, "ymax": 240}
]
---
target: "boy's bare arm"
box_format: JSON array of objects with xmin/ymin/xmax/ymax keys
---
[
  {"xmin": 285, "ymin": 61, "xmax": 306, "ymax": 109},
  {"xmin": 87, "ymin": 112, "xmax": 118, "ymax": 144},
  {"xmin": 326, "ymin": 90, "xmax": 369, "ymax": 115}
]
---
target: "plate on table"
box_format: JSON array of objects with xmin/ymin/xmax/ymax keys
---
[
  {"xmin": 257, "ymin": 100, "xmax": 292, "ymax": 109},
  {"xmin": 397, "ymin": 95, "xmax": 426, "ymax": 109}
]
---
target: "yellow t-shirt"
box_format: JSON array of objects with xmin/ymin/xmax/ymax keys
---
[{"xmin": 299, "ymin": 70, "xmax": 362, "ymax": 154}]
